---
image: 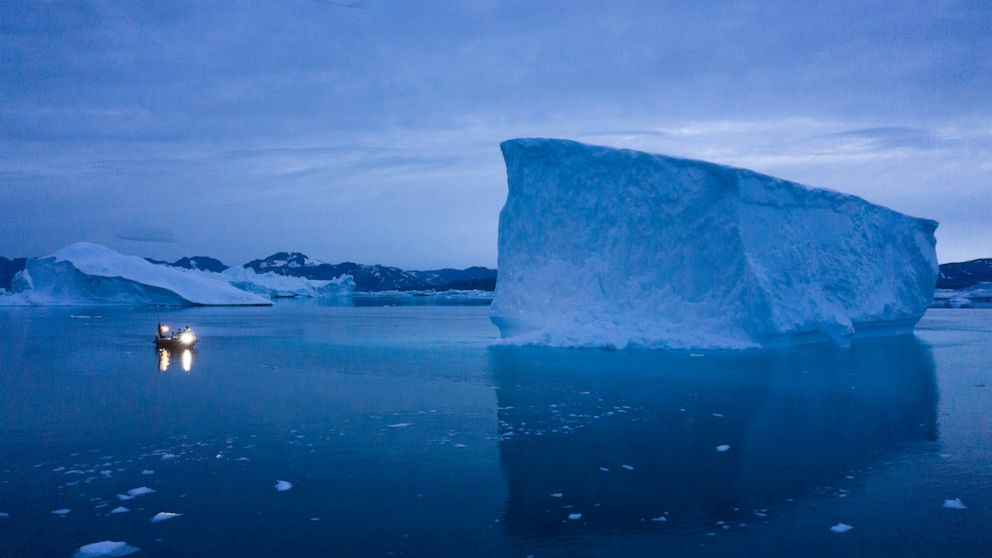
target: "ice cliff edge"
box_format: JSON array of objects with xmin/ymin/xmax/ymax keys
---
[{"xmin": 491, "ymin": 138, "xmax": 938, "ymax": 349}]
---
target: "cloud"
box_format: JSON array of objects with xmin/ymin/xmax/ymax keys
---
[{"xmin": 116, "ymin": 227, "xmax": 176, "ymax": 244}]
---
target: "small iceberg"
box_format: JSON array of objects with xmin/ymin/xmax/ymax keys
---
[
  {"xmin": 943, "ymin": 498, "xmax": 967, "ymax": 510},
  {"xmin": 150, "ymin": 512, "xmax": 182, "ymax": 523},
  {"xmin": 830, "ymin": 523, "xmax": 853, "ymax": 533},
  {"xmin": 110, "ymin": 506, "xmax": 130, "ymax": 514},
  {"xmin": 117, "ymin": 486, "xmax": 155, "ymax": 500},
  {"xmin": 51, "ymin": 508, "xmax": 71, "ymax": 515},
  {"xmin": 73, "ymin": 541, "xmax": 140, "ymax": 557},
  {"xmin": 716, "ymin": 445, "xmax": 731, "ymax": 452},
  {"xmin": 275, "ymin": 480, "xmax": 293, "ymax": 492}
]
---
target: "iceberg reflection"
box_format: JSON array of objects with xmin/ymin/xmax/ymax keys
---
[{"xmin": 490, "ymin": 336, "xmax": 937, "ymax": 534}]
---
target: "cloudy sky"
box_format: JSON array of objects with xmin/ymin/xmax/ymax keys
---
[{"xmin": 2, "ymin": 0, "xmax": 990, "ymax": 268}]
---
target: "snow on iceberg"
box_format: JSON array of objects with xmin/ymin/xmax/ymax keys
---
[
  {"xmin": 491, "ymin": 139, "xmax": 938, "ymax": 349},
  {"xmin": 2, "ymin": 242, "xmax": 270, "ymax": 306}
]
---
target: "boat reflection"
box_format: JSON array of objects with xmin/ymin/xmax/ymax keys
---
[
  {"xmin": 489, "ymin": 336, "xmax": 938, "ymax": 535},
  {"xmin": 158, "ymin": 347, "xmax": 195, "ymax": 373}
]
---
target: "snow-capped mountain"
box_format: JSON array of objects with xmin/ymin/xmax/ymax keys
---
[
  {"xmin": 243, "ymin": 252, "xmax": 496, "ymax": 292},
  {"xmin": 937, "ymin": 258, "xmax": 992, "ymax": 290},
  {"xmin": 0, "ymin": 256, "xmax": 27, "ymax": 291},
  {"xmin": 145, "ymin": 256, "xmax": 229, "ymax": 273}
]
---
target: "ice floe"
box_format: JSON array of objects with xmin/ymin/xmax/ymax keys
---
[
  {"xmin": 275, "ymin": 480, "xmax": 293, "ymax": 492},
  {"xmin": 51, "ymin": 508, "xmax": 72, "ymax": 515},
  {"xmin": 716, "ymin": 445, "xmax": 731, "ymax": 452},
  {"xmin": 830, "ymin": 523, "xmax": 853, "ymax": 533},
  {"xmin": 73, "ymin": 540, "xmax": 140, "ymax": 557},
  {"xmin": 117, "ymin": 486, "xmax": 155, "ymax": 500},
  {"xmin": 150, "ymin": 512, "xmax": 182, "ymax": 523},
  {"xmin": 943, "ymin": 498, "xmax": 967, "ymax": 510}
]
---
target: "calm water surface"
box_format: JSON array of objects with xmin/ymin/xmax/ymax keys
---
[{"xmin": 0, "ymin": 304, "xmax": 989, "ymax": 557}]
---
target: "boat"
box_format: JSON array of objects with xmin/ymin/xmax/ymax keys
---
[{"xmin": 155, "ymin": 323, "xmax": 199, "ymax": 350}]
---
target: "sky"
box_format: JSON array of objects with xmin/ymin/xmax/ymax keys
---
[{"xmin": 1, "ymin": 0, "xmax": 990, "ymax": 268}]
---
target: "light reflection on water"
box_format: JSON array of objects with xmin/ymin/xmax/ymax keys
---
[{"xmin": 157, "ymin": 347, "xmax": 194, "ymax": 373}]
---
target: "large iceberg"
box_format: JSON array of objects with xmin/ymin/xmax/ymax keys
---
[
  {"xmin": 4, "ymin": 243, "xmax": 270, "ymax": 306},
  {"xmin": 491, "ymin": 138, "xmax": 939, "ymax": 349}
]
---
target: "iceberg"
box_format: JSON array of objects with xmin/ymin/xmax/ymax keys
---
[
  {"xmin": 2, "ymin": 242, "xmax": 270, "ymax": 306},
  {"xmin": 491, "ymin": 139, "xmax": 938, "ymax": 349},
  {"xmin": 221, "ymin": 266, "xmax": 354, "ymax": 299}
]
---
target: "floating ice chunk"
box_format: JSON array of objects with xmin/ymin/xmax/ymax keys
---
[
  {"xmin": 275, "ymin": 480, "xmax": 293, "ymax": 492},
  {"xmin": 830, "ymin": 523, "xmax": 853, "ymax": 533},
  {"xmin": 651, "ymin": 516, "xmax": 668, "ymax": 522},
  {"xmin": 621, "ymin": 464, "xmax": 635, "ymax": 471},
  {"xmin": 150, "ymin": 512, "xmax": 181, "ymax": 523},
  {"xmin": 0, "ymin": 512, "xmax": 9, "ymax": 518},
  {"xmin": 716, "ymin": 445, "xmax": 731, "ymax": 452},
  {"xmin": 491, "ymin": 139, "xmax": 938, "ymax": 349},
  {"xmin": 141, "ymin": 470, "xmax": 155, "ymax": 475},
  {"xmin": 712, "ymin": 413, "xmax": 724, "ymax": 418},
  {"xmin": 386, "ymin": 423, "xmax": 412, "ymax": 428},
  {"xmin": 73, "ymin": 540, "xmax": 140, "ymax": 557},
  {"xmin": 117, "ymin": 486, "xmax": 155, "ymax": 500},
  {"xmin": 599, "ymin": 467, "xmax": 609, "ymax": 472},
  {"xmin": 159, "ymin": 453, "xmax": 176, "ymax": 460},
  {"xmin": 943, "ymin": 498, "xmax": 967, "ymax": 510},
  {"xmin": 51, "ymin": 508, "xmax": 72, "ymax": 515},
  {"xmin": 110, "ymin": 506, "xmax": 130, "ymax": 514},
  {"xmin": 568, "ymin": 513, "xmax": 582, "ymax": 520},
  {"xmin": 550, "ymin": 493, "xmax": 564, "ymax": 498}
]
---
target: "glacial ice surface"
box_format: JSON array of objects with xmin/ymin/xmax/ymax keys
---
[
  {"xmin": 1, "ymin": 243, "xmax": 270, "ymax": 306},
  {"xmin": 491, "ymin": 139, "xmax": 939, "ymax": 349}
]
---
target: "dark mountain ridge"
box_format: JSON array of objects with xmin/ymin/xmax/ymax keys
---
[{"xmin": 936, "ymin": 258, "xmax": 992, "ymax": 290}]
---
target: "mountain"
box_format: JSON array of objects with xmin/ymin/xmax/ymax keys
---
[
  {"xmin": 145, "ymin": 256, "xmax": 229, "ymax": 273},
  {"xmin": 937, "ymin": 258, "xmax": 992, "ymax": 290},
  {"xmin": 0, "ymin": 257, "xmax": 27, "ymax": 291},
  {"xmin": 243, "ymin": 252, "xmax": 497, "ymax": 292}
]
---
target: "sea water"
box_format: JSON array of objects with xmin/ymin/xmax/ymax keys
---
[{"xmin": 0, "ymin": 303, "xmax": 989, "ymax": 557}]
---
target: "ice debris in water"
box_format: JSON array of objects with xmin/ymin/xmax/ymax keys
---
[
  {"xmin": 275, "ymin": 480, "xmax": 293, "ymax": 491},
  {"xmin": 490, "ymin": 138, "xmax": 938, "ymax": 349},
  {"xmin": 0, "ymin": 512, "xmax": 8, "ymax": 518},
  {"xmin": 568, "ymin": 513, "xmax": 582, "ymax": 521},
  {"xmin": 386, "ymin": 423, "xmax": 412, "ymax": 428},
  {"xmin": 141, "ymin": 470, "xmax": 155, "ymax": 475},
  {"xmin": 716, "ymin": 445, "xmax": 731, "ymax": 452},
  {"xmin": 943, "ymin": 498, "xmax": 967, "ymax": 510},
  {"xmin": 651, "ymin": 516, "xmax": 668, "ymax": 522},
  {"xmin": 51, "ymin": 508, "xmax": 72, "ymax": 515},
  {"xmin": 110, "ymin": 506, "xmax": 130, "ymax": 514},
  {"xmin": 117, "ymin": 486, "xmax": 155, "ymax": 500},
  {"xmin": 550, "ymin": 493, "xmax": 563, "ymax": 498},
  {"xmin": 150, "ymin": 512, "xmax": 182, "ymax": 523},
  {"xmin": 73, "ymin": 541, "xmax": 140, "ymax": 557},
  {"xmin": 621, "ymin": 464, "xmax": 635, "ymax": 471},
  {"xmin": 830, "ymin": 523, "xmax": 853, "ymax": 533}
]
